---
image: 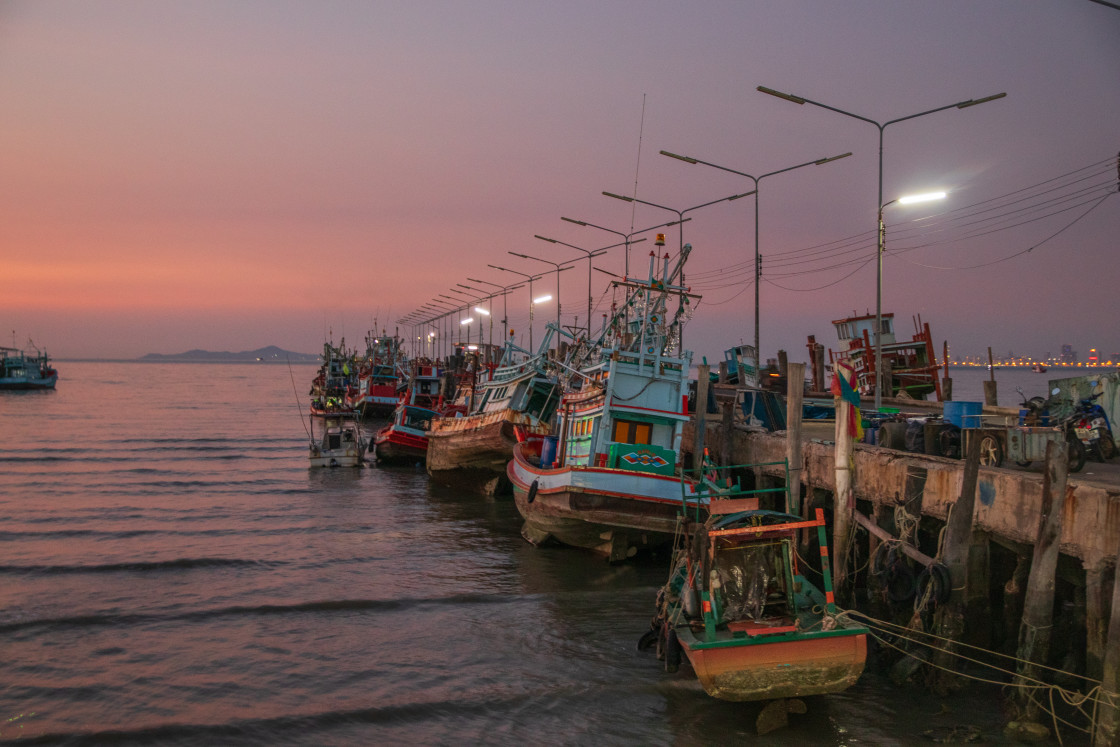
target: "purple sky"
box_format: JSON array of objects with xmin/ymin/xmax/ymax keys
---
[{"xmin": 2, "ymin": 1, "xmax": 1117, "ymax": 362}]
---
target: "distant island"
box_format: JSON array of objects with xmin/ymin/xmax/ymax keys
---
[{"xmin": 139, "ymin": 345, "xmax": 319, "ymax": 363}]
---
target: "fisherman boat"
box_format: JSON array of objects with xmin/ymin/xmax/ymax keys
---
[
  {"xmin": 426, "ymin": 340, "xmax": 559, "ymax": 494},
  {"xmin": 373, "ymin": 393, "xmax": 439, "ymax": 466},
  {"xmin": 0, "ymin": 344, "xmax": 58, "ymax": 390},
  {"xmin": 310, "ymin": 340, "xmax": 359, "ymax": 417},
  {"xmin": 308, "ymin": 413, "xmax": 366, "ymax": 468},
  {"xmin": 507, "ymin": 244, "xmax": 704, "ymax": 561},
  {"xmin": 347, "ymin": 330, "xmax": 408, "ymax": 419},
  {"xmin": 646, "ymin": 461, "xmax": 867, "ymax": 701},
  {"xmin": 826, "ymin": 312, "xmax": 941, "ymax": 399}
]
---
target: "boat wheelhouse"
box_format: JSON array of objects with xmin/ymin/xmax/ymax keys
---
[
  {"xmin": 827, "ymin": 312, "xmax": 941, "ymax": 400},
  {"xmin": 0, "ymin": 344, "xmax": 58, "ymax": 390}
]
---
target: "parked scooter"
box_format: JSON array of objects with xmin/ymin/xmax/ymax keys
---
[{"xmin": 1071, "ymin": 382, "xmax": 1116, "ymax": 462}]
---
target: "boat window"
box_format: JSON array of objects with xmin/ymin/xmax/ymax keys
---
[{"xmin": 611, "ymin": 419, "xmax": 651, "ymax": 445}]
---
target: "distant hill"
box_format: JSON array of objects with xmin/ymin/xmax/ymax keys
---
[{"xmin": 139, "ymin": 345, "xmax": 319, "ymax": 363}]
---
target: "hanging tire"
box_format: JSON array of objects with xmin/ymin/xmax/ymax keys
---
[
  {"xmin": 526, "ymin": 480, "xmax": 539, "ymax": 504},
  {"xmin": 664, "ymin": 627, "xmax": 681, "ymax": 673},
  {"xmin": 915, "ymin": 562, "xmax": 952, "ymax": 610},
  {"xmin": 978, "ymin": 434, "xmax": 1003, "ymax": 468}
]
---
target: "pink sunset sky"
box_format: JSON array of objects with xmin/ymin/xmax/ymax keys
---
[{"xmin": 2, "ymin": 1, "xmax": 1118, "ymax": 363}]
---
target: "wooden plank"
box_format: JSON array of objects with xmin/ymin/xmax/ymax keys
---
[{"xmin": 708, "ymin": 497, "xmax": 760, "ymax": 515}]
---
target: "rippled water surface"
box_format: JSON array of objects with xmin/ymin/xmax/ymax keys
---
[{"xmin": 1, "ymin": 362, "xmax": 1028, "ymax": 745}]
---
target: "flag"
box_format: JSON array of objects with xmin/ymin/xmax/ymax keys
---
[{"xmin": 831, "ymin": 361, "xmax": 863, "ymax": 440}]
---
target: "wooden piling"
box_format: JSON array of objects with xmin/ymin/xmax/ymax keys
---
[
  {"xmin": 1085, "ymin": 561, "xmax": 1113, "ymax": 681},
  {"xmin": 942, "ymin": 341, "xmax": 953, "ymax": 401},
  {"xmin": 1093, "ymin": 557, "xmax": 1120, "ymax": 745},
  {"xmin": 833, "ymin": 362, "xmax": 855, "ymax": 591},
  {"xmin": 984, "ymin": 347, "xmax": 998, "ymax": 406},
  {"xmin": 932, "ymin": 430, "xmax": 982, "ymax": 692},
  {"xmin": 1014, "ymin": 438, "xmax": 1070, "ymax": 719},
  {"xmin": 786, "ymin": 362, "xmax": 805, "ymax": 519},
  {"xmin": 966, "ymin": 530, "xmax": 992, "ymax": 649}
]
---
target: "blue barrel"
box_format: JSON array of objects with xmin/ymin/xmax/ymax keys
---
[
  {"xmin": 944, "ymin": 401, "xmax": 983, "ymax": 429},
  {"xmin": 540, "ymin": 436, "xmax": 558, "ymax": 467}
]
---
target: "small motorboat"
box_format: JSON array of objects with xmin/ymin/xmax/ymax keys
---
[{"xmin": 309, "ymin": 413, "xmax": 366, "ymax": 468}]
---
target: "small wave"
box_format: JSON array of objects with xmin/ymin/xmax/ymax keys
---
[
  {"xmin": 0, "ymin": 593, "xmax": 516, "ymax": 634},
  {"xmin": 0, "ymin": 557, "xmax": 280, "ymax": 575}
]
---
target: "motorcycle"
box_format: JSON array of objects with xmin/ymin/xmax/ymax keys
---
[{"xmin": 1071, "ymin": 382, "xmax": 1116, "ymax": 462}]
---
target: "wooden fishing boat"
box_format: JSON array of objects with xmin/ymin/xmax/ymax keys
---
[
  {"xmin": 310, "ymin": 340, "xmax": 359, "ymax": 417},
  {"xmin": 347, "ymin": 330, "xmax": 408, "ymax": 419},
  {"xmin": 373, "ymin": 396, "xmax": 439, "ymax": 466},
  {"xmin": 308, "ymin": 413, "xmax": 366, "ymax": 468},
  {"xmin": 825, "ymin": 312, "xmax": 941, "ymax": 400},
  {"xmin": 426, "ymin": 342, "xmax": 558, "ymax": 493},
  {"xmin": 0, "ymin": 344, "xmax": 58, "ymax": 390},
  {"xmin": 508, "ymin": 244, "xmax": 704, "ymax": 560},
  {"xmin": 647, "ymin": 462, "xmax": 867, "ymax": 701}
]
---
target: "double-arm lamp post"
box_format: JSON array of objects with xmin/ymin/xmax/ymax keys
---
[
  {"xmin": 757, "ymin": 84, "xmax": 1005, "ymax": 410},
  {"xmin": 531, "ymin": 236, "xmax": 622, "ymax": 337},
  {"xmin": 487, "ymin": 264, "xmax": 545, "ymax": 353},
  {"xmin": 508, "ymin": 251, "xmax": 573, "ymax": 353},
  {"xmin": 467, "ymin": 277, "xmax": 524, "ymax": 355},
  {"xmin": 659, "ymin": 149, "xmax": 851, "ymax": 384}
]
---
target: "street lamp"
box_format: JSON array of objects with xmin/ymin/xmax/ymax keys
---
[
  {"xmin": 877, "ymin": 191, "xmax": 946, "ymax": 397},
  {"xmin": 509, "ymin": 251, "xmax": 574, "ymax": 354},
  {"xmin": 757, "ymin": 84, "xmax": 1006, "ymax": 409},
  {"xmin": 468, "ymin": 277, "xmax": 524, "ymax": 360},
  {"xmin": 558, "ymin": 217, "xmax": 676, "ymax": 280},
  {"xmin": 532, "ymin": 235, "xmax": 618, "ymax": 337},
  {"xmin": 660, "ymin": 149, "xmax": 851, "ymax": 385},
  {"xmin": 488, "ymin": 264, "xmax": 545, "ymax": 353}
]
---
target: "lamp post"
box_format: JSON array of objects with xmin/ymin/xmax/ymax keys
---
[
  {"xmin": 559, "ymin": 216, "xmax": 682, "ymax": 280},
  {"xmin": 602, "ymin": 190, "xmax": 756, "ymax": 351},
  {"xmin": 876, "ymin": 191, "xmax": 946, "ymax": 397},
  {"xmin": 468, "ymin": 277, "xmax": 525, "ymax": 359},
  {"xmin": 488, "ymin": 264, "xmax": 544, "ymax": 353},
  {"xmin": 509, "ymin": 251, "xmax": 574, "ymax": 354},
  {"xmin": 660, "ymin": 149, "xmax": 852, "ymax": 385},
  {"xmin": 532, "ymin": 236, "xmax": 618, "ymax": 337},
  {"xmin": 757, "ymin": 85, "xmax": 1005, "ymax": 410}
]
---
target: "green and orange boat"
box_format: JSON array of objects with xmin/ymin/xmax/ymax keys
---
[{"xmin": 646, "ymin": 460, "xmax": 867, "ymax": 701}]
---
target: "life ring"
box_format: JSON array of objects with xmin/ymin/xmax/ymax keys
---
[{"xmin": 527, "ymin": 479, "xmax": 539, "ymax": 504}]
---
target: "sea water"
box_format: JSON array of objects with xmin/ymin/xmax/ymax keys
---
[{"xmin": 0, "ymin": 362, "xmax": 1056, "ymax": 744}]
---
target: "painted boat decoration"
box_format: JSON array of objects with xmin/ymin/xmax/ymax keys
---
[
  {"xmin": 0, "ymin": 344, "xmax": 58, "ymax": 390},
  {"xmin": 645, "ymin": 459, "xmax": 867, "ymax": 701},
  {"xmin": 308, "ymin": 413, "xmax": 366, "ymax": 468},
  {"xmin": 508, "ymin": 243, "xmax": 704, "ymax": 561}
]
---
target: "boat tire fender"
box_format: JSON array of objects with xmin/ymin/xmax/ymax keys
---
[
  {"xmin": 885, "ymin": 548, "xmax": 917, "ymax": 603},
  {"xmin": 915, "ymin": 562, "xmax": 952, "ymax": 609},
  {"xmin": 527, "ymin": 480, "xmax": 539, "ymax": 504},
  {"xmin": 664, "ymin": 625, "xmax": 681, "ymax": 673}
]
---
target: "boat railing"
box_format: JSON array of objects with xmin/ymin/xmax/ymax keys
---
[{"xmin": 678, "ymin": 455, "xmax": 793, "ymax": 522}]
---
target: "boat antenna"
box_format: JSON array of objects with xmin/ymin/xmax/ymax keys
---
[
  {"xmin": 629, "ymin": 92, "xmax": 647, "ymax": 234},
  {"xmin": 287, "ymin": 356, "xmax": 312, "ymax": 441}
]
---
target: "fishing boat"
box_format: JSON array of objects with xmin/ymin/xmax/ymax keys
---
[
  {"xmin": 373, "ymin": 394, "xmax": 440, "ymax": 466},
  {"xmin": 426, "ymin": 339, "xmax": 559, "ymax": 494},
  {"xmin": 507, "ymin": 244, "xmax": 704, "ymax": 561},
  {"xmin": 347, "ymin": 330, "xmax": 408, "ymax": 419},
  {"xmin": 646, "ymin": 461, "xmax": 868, "ymax": 701},
  {"xmin": 825, "ymin": 312, "xmax": 941, "ymax": 400},
  {"xmin": 310, "ymin": 340, "xmax": 359, "ymax": 417},
  {"xmin": 308, "ymin": 413, "xmax": 366, "ymax": 468},
  {"xmin": 0, "ymin": 344, "xmax": 58, "ymax": 390}
]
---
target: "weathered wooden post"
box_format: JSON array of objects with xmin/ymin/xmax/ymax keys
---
[
  {"xmin": 720, "ymin": 398, "xmax": 733, "ymax": 475},
  {"xmin": 1085, "ymin": 560, "xmax": 1114, "ymax": 681},
  {"xmin": 833, "ymin": 361, "xmax": 855, "ymax": 592},
  {"xmin": 931, "ymin": 429, "xmax": 982, "ymax": 693},
  {"xmin": 693, "ymin": 363, "xmax": 710, "ymax": 471},
  {"xmin": 984, "ymin": 347, "xmax": 998, "ymax": 406},
  {"xmin": 778, "ymin": 349, "xmax": 788, "ymax": 379},
  {"xmin": 1093, "ymin": 557, "xmax": 1120, "ymax": 746},
  {"xmin": 1014, "ymin": 437, "xmax": 1069, "ymax": 723},
  {"xmin": 786, "ymin": 362, "xmax": 805, "ymax": 519},
  {"xmin": 718, "ymin": 361, "xmax": 728, "ymax": 384},
  {"xmin": 942, "ymin": 340, "xmax": 953, "ymax": 401}
]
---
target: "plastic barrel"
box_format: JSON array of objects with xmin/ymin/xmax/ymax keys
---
[
  {"xmin": 540, "ymin": 436, "xmax": 558, "ymax": 467},
  {"xmin": 944, "ymin": 401, "xmax": 983, "ymax": 428}
]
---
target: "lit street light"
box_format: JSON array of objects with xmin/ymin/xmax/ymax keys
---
[
  {"xmin": 757, "ymin": 84, "xmax": 1005, "ymax": 410},
  {"xmin": 509, "ymin": 251, "xmax": 574, "ymax": 354},
  {"xmin": 532, "ymin": 235, "xmax": 618, "ymax": 337},
  {"xmin": 660, "ymin": 149, "xmax": 851, "ymax": 385},
  {"xmin": 488, "ymin": 264, "xmax": 545, "ymax": 353}
]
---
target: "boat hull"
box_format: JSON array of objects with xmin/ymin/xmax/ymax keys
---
[
  {"xmin": 426, "ymin": 408, "xmax": 549, "ymax": 492},
  {"xmin": 678, "ymin": 627, "xmax": 867, "ymax": 701},
  {"xmin": 0, "ymin": 374, "xmax": 57, "ymax": 390},
  {"xmin": 508, "ymin": 443, "xmax": 694, "ymax": 559},
  {"xmin": 374, "ymin": 428, "xmax": 428, "ymax": 465}
]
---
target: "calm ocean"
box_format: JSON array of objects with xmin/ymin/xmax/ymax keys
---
[{"xmin": 0, "ymin": 362, "xmax": 1054, "ymax": 745}]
